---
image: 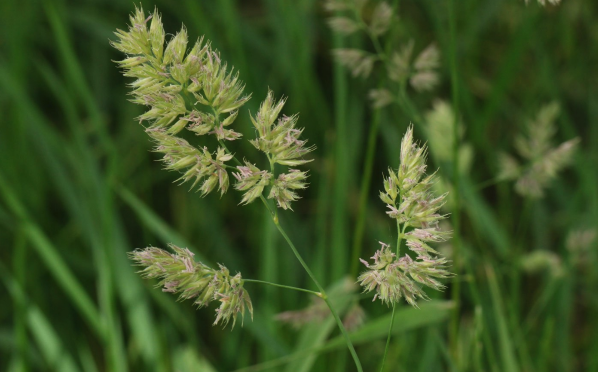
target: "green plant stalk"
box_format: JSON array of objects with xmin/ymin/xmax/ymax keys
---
[
  {"xmin": 349, "ymin": 0, "xmax": 400, "ymax": 278},
  {"xmin": 379, "ymin": 220, "xmax": 407, "ymax": 372},
  {"xmin": 448, "ymin": 0, "xmax": 462, "ymax": 360},
  {"xmin": 267, "ymin": 152, "xmax": 361, "ymax": 370},
  {"xmin": 380, "ymin": 305, "xmax": 397, "ymax": 371},
  {"xmin": 350, "ymin": 107, "xmax": 382, "ymax": 277},
  {"xmin": 268, "ymin": 211, "xmax": 363, "ymax": 372},
  {"xmin": 331, "ymin": 30, "xmax": 350, "ymax": 282},
  {"xmin": 244, "ymin": 279, "xmax": 322, "ymax": 297},
  {"xmin": 218, "ymin": 130, "xmax": 363, "ymax": 371}
]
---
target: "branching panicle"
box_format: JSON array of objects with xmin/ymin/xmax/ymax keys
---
[{"xmin": 112, "ymin": 6, "xmax": 249, "ymax": 198}]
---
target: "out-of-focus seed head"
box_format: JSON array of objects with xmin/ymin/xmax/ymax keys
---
[
  {"xmin": 501, "ymin": 102, "xmax": 579, "ymax": 199},
  {"xmin": 566, "ymin": 228, "xmax": 597, "ymax": 269},
  {"xmin": 388, "ymin": 40, "xmax": 414, "ymax": 83},
  {"xmin": 520, "ymin": 250, "xmax": 564, "ymax": 278},
  {"xmin": 275, "ymin": 297, "xmax": 329, "ymax": 329},
  {"xmin": 368, "ymin": 88, "xmax": 394, "ymax": 109},
  {"xmin": 410, "ymin": 44, "xmax": 440, "ymax": 92},
  {"xmin": 369, "ymin": 2, "xmax": 393, "ymax": 36},
  {"xmin": 526, "ymin": 0, "xmax": 561, "ymax": 6},
  {"xmin": 423, "ymin": 100, "xmax": 473, "ymax": 173},
  {"xmin": 324, "ymin": 0, "xmax": 351, "ymax": 11},
  {"xmin": 333, "ymin": 49, "xmax": 377, "ymax": 78},
  {"xmin": 328, "ymin": 16, "xmax": 360, "ymax": 35},
  {"xmin": 342, "ymin": 304, "xmax": 366, "ymax": 332}
]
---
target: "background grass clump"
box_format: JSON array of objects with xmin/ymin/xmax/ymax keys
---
[{"xmin": 0, "ymin": 0, "xmax": 597, "ymax": 371}]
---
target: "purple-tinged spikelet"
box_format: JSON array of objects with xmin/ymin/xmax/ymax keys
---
[
  {"xmin": 130, "ymin": 244, "xmax": 253, "ymax": 328},
  {"xmin": 359, "ymin": 126, "xmax": 453, "ymax": 307}
]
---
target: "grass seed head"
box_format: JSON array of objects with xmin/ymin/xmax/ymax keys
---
[
  {"xmin": 129, "ymin": 245, "xmax": 253, "ymax": 328},
  {"xmin": 361, "ymin": 126, "xmax": 454, "ymax": 307}
]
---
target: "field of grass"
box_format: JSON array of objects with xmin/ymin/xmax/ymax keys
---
[{"xmin": 1, "ymin": 0, "xmax": 597, "ymax": 371}]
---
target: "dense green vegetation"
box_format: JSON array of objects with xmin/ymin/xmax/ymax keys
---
[{"xmin": 1, "ymin": 0, "xmax": 596, "ymax": 371}]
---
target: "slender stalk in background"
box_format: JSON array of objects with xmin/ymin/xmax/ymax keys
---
[
  {"xmin": 448, "ymin": 0, "xmax": 462, "ymax": 359},
  {"xmin": 350, "ymin": 107, "xmax": 382, "ymax": 277},
  {"xmin": 350, "ymin": 0, "xmax": 401, "ymax": 278},
  {"xmin": 331, "ymin": 30, "xmax": 350, "ymax": 282}
]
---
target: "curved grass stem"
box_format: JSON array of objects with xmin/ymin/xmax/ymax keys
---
[{"xmin": 260, "ymin": 197, "xmax": 363, "ymax": 372}]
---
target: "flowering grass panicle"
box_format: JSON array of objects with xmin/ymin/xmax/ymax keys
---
[
  {"xmin": 113, "ymin": 8, "xmax": 314, "ymax": 208},
  {"xmin": 498, "ymin": 102, "xmax": 579, "ymax": 198},
  {"xmin": 130, "ymin": 244, "xmax": 253, "ymax": 328},
  {"xmin": 358, "ymin": 126, "xmax": 453, "ymax": 307},
  {"xmin": 113, "ymin": 7, "xmax": 317, "ymax": 333},
  {"xmin": 236, "ymin": 90, "xmax": 314, "ymax": 210},
  {"xmin": 112, "ymin": 6, "xmax": 250, "ymax": 197}
]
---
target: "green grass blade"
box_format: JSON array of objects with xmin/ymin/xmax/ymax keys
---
[
  {"xmin": 0, "ymin": 173, "xmax": 104, "ymax": 338},
  {"xmin": 0, "ymin": 263, "xmax": 80, "ymax": 372},
  {"xmin": 235, "ymin": 300, "xmax": 452, "ymax": 372},
  {"xmin": 485, "ymin": 264, "xmax": 519, "ymax": 372}
]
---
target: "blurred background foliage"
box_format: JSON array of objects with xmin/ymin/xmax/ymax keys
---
[{"xmin": 0, "ymin": 0, "xmax": 597, "ymax": 371}]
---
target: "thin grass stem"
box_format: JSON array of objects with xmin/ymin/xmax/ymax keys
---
[
  {"xmin": 261, "ymin": 196, "xmax": 363, "ymax": 372},
  {"xmin": 379, "ymin": 304, "xmax": 397, "ymax": 371},
  {"xmin": 350, "ymin": 107, "xmax": 382, "ymax": 277},
  {"xmin": 244, "ymin": 279, "xmax": 322, "ymax": 297},
  {"xmin": 350, "ymin": 0, "xmax": 401, "ymax": 278},
  {"xmin": 379, "ymin": 222, "xmax": 407, "ymax": 372}
]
